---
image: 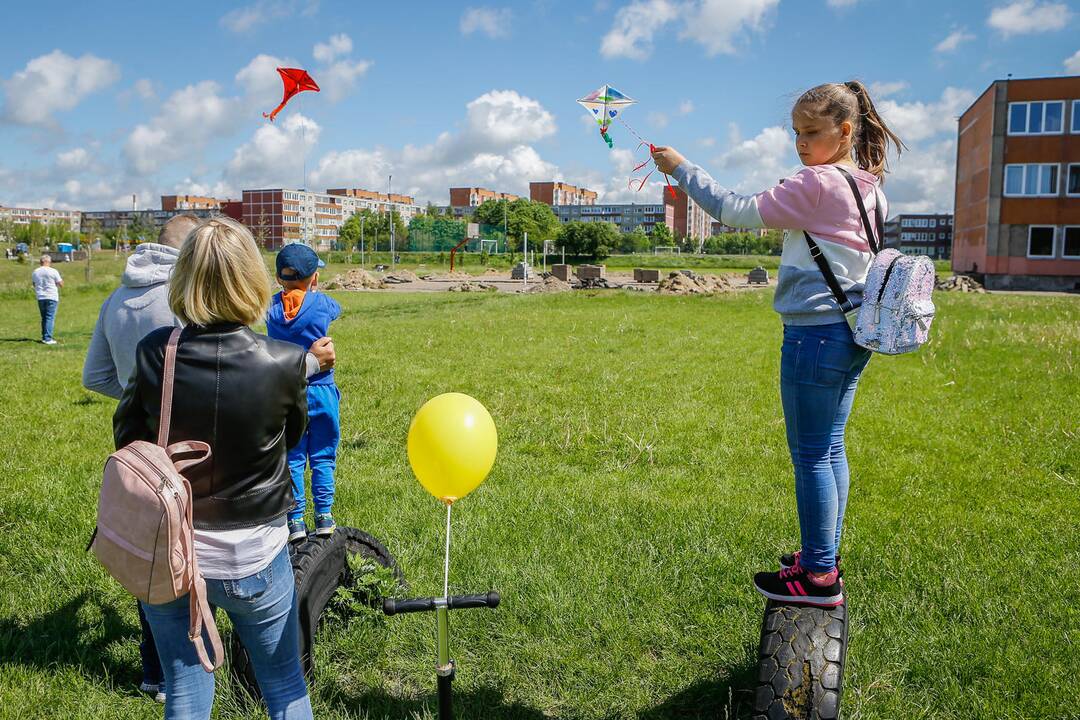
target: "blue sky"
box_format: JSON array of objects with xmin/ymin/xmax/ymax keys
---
[{"xmin": 0, "ymin": 0, "xmax": 1077, "ymax": 215}]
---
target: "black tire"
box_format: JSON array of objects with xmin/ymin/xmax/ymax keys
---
[
  {"xmin": 752, "ymin": 600, "xmax": 848, "ymax": 720},
  {"xmin": 229, "ymin": 527, "xmax": 401, "ymax": 702}
]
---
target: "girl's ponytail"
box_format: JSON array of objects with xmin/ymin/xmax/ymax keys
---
[{"xmin": 843, "ymin": 80, "xmax": 906, "ymax": 180}]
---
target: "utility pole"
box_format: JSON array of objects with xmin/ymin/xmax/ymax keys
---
[
  {"xmin": 388, "ymin": 174, "xmax": 395, "ymax": 267},
  {"xmin": 503, "ymin": 201, "xmax": 507, "ymax": 255},
  {"xmin": 360, "ymin": 214, "xmax": 366, "ymax": 266}
]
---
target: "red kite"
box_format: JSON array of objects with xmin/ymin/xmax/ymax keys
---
[{"xmin": 263, "ymin": 68, "xmax": 320, "ymax": 122}]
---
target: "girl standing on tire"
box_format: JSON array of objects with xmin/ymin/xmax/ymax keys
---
[
  {"xmin": 652, "ymin": 81, "xmax": 904, "ymax": 607},
  {"xmin": 115, "ymin": 218, "xmax": 323, "ymax": 719}
]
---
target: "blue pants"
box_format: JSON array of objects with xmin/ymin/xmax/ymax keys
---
[
  {"xmin": 140, "ymin": 546, "xmax": 312, "ymax": 720},
  {"xmin": 288, "ymin": 384, "xmax": 340, "ymax": 519},
  {"xmin": 137, "ymin": 601, "xmax": 163, "ymax": 687},
  {"xmin": 37, "ymin": 299, "xmax": 57, "ymax": 341},
  {"xmin": 780, "ymin": 322, "xmax": 871, "ymax": 573}
]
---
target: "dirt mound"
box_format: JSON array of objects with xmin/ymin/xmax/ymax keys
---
[
  {"xmin": 383, "ymin": 269, "xmax": 420, "ymax": 284},
  {"xmin": 324, "ymin": 269, "xmax": 385, "ymax": 290},
  {"xmin": 448, "ymin": 281, "xmax": 498, "ymax": 292},
  {"xmin": 576, "ymin": 277, "xmax": 621, "ymax": 290},
  {"xmin": 523, "ymin": 274, "xmax": 572, "ymax": 293},
  {"xmin": 432, "ymin": 271, "xmax": 473, "ymax": 281},
  {"xmin": 657, "ymin": 271, "xmax": 733, "ymax": 295},
  {"xmin": 936, "ymin": 274, "xmax": 985, "ymax": 293},
  {"xmin": 483, "ymin": 267, "xmax": 503, "ymax": 276}
]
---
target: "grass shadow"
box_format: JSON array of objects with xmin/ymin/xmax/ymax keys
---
[
  {"xmin": 636, "ymin": 650, "xmax": 759, "ymax": 720},
  {"xmin": 0, "ymin": 591, "xmax": 139, "ymax": 684},
  {"xmin": 0, "ymin": 337, "xmax": 41, "ymax": 343},
  {"xmin": 318, "ymin": 681, "xmax": 550, "ymax": 720}
]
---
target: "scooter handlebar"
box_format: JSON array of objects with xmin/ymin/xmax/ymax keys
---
[{"xmin": 383, "ymin": 591, "xmax": 500, "ymax": 616}]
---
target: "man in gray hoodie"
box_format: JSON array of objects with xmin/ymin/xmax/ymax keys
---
[{"xmin": 82, "ymin": 216, "xmax": 195, "ymax": 398}]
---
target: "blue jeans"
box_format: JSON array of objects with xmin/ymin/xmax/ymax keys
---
[
  {"xmin": 780, "ymin": 322, "xmax": 871, "ymax": 573},
  {"xmin": 140, "ymin": 546, "xmax": 312, "ymax": 720},
  {"xmin": 37, "ymin": 299, "xmax": 57, "ymax": 341},
  {"xmin": 288, "ymin": 384, "xmax": 340, "ymax": 518},
  {"xmin": 137, "ymin": 601, "xmax": 163, "ymax": 687}
]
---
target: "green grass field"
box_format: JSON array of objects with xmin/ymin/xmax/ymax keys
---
[{"xmin": 0, "ymin": 254, "xmax": 1076, "ymax": 719}]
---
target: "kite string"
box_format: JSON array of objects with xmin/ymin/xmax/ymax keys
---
[{"xmin": 618, "ymin": 118, "xmax": 678, "ymax": 200}]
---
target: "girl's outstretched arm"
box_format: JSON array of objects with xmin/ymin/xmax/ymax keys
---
[{"xmin": 651, "ymin": 146, "xmax": 822, "ymax": 231}]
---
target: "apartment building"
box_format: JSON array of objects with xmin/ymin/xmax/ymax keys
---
[
  {"xmin": 711, "ymin": 222, "xmax": 767, "ymax": 238},
  {"xmin": 953, "ymin": 75, "xmax": 1080, "ymax": 290},
  {"xmin": 883, "ymin": 213, "xmax": 953, "ymax": 259},
  {"xmin": 553, "ymin": 202, "xmax": 673, "ymax": 234},
  {"xmin": 160, "ymin": 195, "xmax": 229, "ymax": 212},
  {"xmin": 242, "ymin": 187, "xmax": 421, "ymax": 249},
  {"xmin": 81, "ymin": 209, "xmax": 216, "ymax": 237},
  {"xmin": 448, "ymin": 187, "xmax": 521, "ymax": 217},
  {"xmin": 665, "ymin": 187, "xmax": 712, "ymax": 248},
  {"xmin": 530, "ymin": 181, "xmax": 598, "ymax": 206},
  {"xmin": 0, "ymin": 205, "xmax": 81, "ymax": 232}
]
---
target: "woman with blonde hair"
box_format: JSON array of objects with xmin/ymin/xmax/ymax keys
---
[{"xmin": 115, "ymin": 217, "xmax": 315, "ymax": 719}]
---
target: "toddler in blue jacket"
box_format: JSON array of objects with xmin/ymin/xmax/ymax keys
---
[{"xmin": 266, "ymin": 243, "xmax": 342, "ymax": 541}]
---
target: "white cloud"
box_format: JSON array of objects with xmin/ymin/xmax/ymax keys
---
[
  {"xmin": 220, "ymin": 0, "xmax": 319, "ymax": 33},
  {"xmin": 869, "ymin": 81, "xmax": 909, "ymax": 99},
  {"xmin": 885, "ymin": 138, "xmax": 957, "ymax": 215},
  {"xmin": 699, "ymin": 137, "xmax": 716, "ymax": 147},
  {"xmin": 1, "ymin": 50, "xmax": 120, "ymax": 126},
  {"xmin": 56, "ymin": 148, "xmax": 91, "ymax": 172},
  {"xmin": 460, "ymin": 7, "xmax": 512, "ymax": 38},
  {"xmin": 877, "ymin": 86, "xmax": 975, "ymax": 143},
  {"xmin": 987, "ymin": 1, "xmax": 1071, "ymax": 36},
  {"xmin": 124, "ymin": 81, "xmax": 244, "ymax": 175},
  {"xmin": 226, "ymin": 113, "xmax": 321, "ymax": 189},
  {"xmin": 714, "ymin": 125, "xmax": 798, "ymax": 192},
  {"xmin": 128, "ymin": 79, "xmax": 157, "ymax": 102},
  {"xmin": 935, "ymin": 29, "xmax": 975, "ymax": 52},
  {"xmin": 649, "ymin": 111, "xmax": 670, "ymax": 129},
  {"xmin": 313, "ymin": 34, "xmax": 352, "ymax": 63},
  {"xmin": 600, "ymin": 0, "xmax": 679, "ymax": 59},
  {"xmin": 679, "ymin": 0, "xmax": 780, "ymax": 56},
  {"xmin": 678, "ymin": 100, "xmax": 694, "ymax": 115},
  {"xmin": 320, "ymin": 59, "xmax": 373, "ymax": 103},
  {"xmin": 1065, "ymin": 49, "xmax": 1080, "ymax": 74},
  {"xmin": 236, "ymin": 53, "xmax": 295, "ymax": 102},
  {"xmin": 827, "ymin": 0, "xmax": 859, "ymax": 6}
]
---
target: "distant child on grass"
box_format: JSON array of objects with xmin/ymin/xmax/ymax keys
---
[
  {"xmin": 652, "ymin": 81, "xmax": 905, "ymax": 608},
  {"xmin": 266, "ymin": 243, "xmax": 342, "ymax": 541}
]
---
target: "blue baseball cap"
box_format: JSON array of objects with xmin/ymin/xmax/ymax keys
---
[{"xmin": 276, "ymin": 243, "xmax": 325, "ymax": 280}]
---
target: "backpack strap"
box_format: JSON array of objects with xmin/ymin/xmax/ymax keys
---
[
  {"xmin": 835, "ymin": 166, "xmax": 882, "ymax": 254},
  {"xmin": 803, "ymin": 232, "xmax": 855, "ymax": 313},
  {"xmin": 180, "ymin": 477, "xmax": 224, "ymax": 672},
  {"xmin": 157, "ymin": 328, "xmax": 182, "ymax": 447}
]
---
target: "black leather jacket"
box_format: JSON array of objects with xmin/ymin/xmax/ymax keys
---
[{"xmin": 114, "ymin": 323, "xmax": 308, "ymax": 530}]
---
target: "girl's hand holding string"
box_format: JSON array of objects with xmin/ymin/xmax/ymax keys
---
[{"xmin": 650, "ymin": 146, "xmax": 685, "ymax": 175}]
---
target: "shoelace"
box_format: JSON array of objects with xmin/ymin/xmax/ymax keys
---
[{"xmin": 779, "ymin": 560, "xmax": 802, "ymax": 579}]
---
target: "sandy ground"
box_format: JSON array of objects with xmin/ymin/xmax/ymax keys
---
[{"xmin": 326, "ymin": 268, "xmax": 778, "ymax": 294}]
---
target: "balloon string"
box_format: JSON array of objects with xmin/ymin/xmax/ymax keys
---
[{"xmin": 443, "ymin": 502, "xmax": 452, "ymax": 600}]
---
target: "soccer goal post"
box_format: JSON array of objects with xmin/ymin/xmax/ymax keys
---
[{"xmin": 654, "ymin": 245, "xmax": 681, "ymax": 256}]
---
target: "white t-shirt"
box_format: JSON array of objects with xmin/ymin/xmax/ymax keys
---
[
  {"xmin": 194, "ymin": 516, "xmax": 289, "ymax": 580},
  {"xmin": 32, "ymin": 266, "xmax": 63, "ymax": 301}
]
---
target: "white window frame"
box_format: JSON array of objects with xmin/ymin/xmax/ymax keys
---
[
  {"xmin": 1073, "ymin": 100, "xmax": 1080, "ymax": 134},
  {"xmin": 1008, "ymin": 100, "xmax": 1066, "ymax": 135},
  {"xmin": 1063, "ymin": 226, "xmax": 1080, "ymax": 260},
  {"xmin": 1004, "ymin": 164, "xmax": 1059, "ymax": 197},
  {"xmin": 1067, "ymin": 163, "xmax": 1080, "ymax": 197},
  {"xmin": 1027, "ymin": 225, "xmax": 1056, "ymax": 259}
]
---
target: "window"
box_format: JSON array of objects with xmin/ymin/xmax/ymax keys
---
[
  {"xmin": 1004, "ymin": 164, "xmax": 1059, "ymax": 196},
  {"xmin": 1064, "ymin": 227, "xmax": 1080, "ymax": 259},
  {"xmin": 1027, "ymin": 226, "xmax": 1055, "ymax": 258},
  {"xmin": 1073, "ymin": 101, "xmax": 1080, "ymax": 133},
  {"xmin": 1008, "ymin": 100, "xmax": 1065, "ymax": 134},
  {"xmin": 1068, "ymin": 164, "xmax": 1080, "ymax": 196}
]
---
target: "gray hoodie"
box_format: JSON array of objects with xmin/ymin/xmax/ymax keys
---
[{"xmin": 82, "ymin": 243, "xmax": 182, "ymax": 399}]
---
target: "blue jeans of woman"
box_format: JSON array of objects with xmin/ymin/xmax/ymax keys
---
[
  {"xmin": 140, "ymin": 546, "xmax": 312, "ymax": 720},
  {"xmin": 37, "ymin": 299, "xmax": 57, "ymax": 341},
  {"xmin": 780, "ymin": 322, "xmax": 871, "ymax": 573}
]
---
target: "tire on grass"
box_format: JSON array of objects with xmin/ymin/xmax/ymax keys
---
[
  {"xmin": 752, "ymin": 600, "xmax": 848, "ymax": 720},
  {"xmin": 228, "ymin": 527, "xmax": 401, "ymax": 702}
]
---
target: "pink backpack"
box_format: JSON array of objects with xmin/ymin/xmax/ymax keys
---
[{"xmin": 90, "ymin": 328, "xmax": 224, "ymax": 672}]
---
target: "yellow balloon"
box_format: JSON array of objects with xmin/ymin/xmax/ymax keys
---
[{"xmin": 407, "ymin": 393, "xmax": 498, "ymax": 504}]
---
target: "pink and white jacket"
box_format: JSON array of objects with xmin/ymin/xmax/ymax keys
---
[{"xmin": 671, "ymin": 161, "xmax": 888, "ymax": 326}]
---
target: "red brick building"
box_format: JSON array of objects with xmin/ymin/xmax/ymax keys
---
[
  {"xmin": 953, "ymin": 76, "xmax": 1080, "ymax": 290},
  {"xmin": 160, "ymin": 195, "xmax": 227, "ymax": 211},
  {"xmin": 448, "ymin": 187, "xmax": 521, "ymax": 217},
  {"xmin": 665, "ymin": 187, "xmax": 711, "ymax": 249}
]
